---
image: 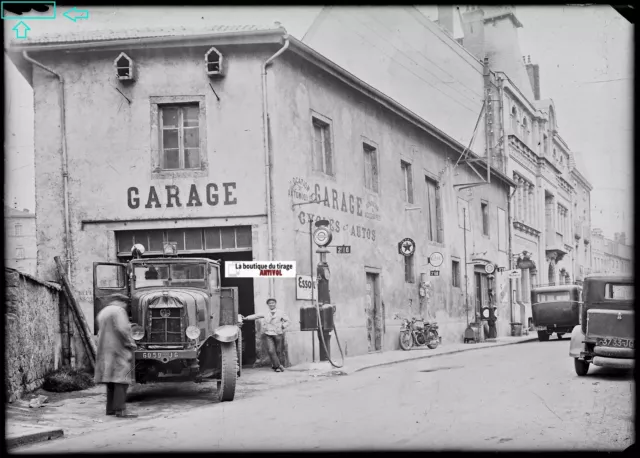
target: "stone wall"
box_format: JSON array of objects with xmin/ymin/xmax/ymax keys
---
[{"xmin": 4, "ymin": 268, "xmax": 89, "ymax": 402}]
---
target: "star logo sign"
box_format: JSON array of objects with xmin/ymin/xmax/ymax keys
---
[{"xmin": 401, "ymin": 239, "xmax": 415, "ymax": 255}]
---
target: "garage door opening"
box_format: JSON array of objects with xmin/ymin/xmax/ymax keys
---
[{"xmin": 115, "ymin": 225, "xmax": 257, "ymax": 366}]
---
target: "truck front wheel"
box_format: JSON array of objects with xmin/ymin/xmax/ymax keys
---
[
  {"xmin": 574, "ymin": 358, "xmax": 590, "ymax": 376},
  {"xmin": 217, "ymin": 342, "xmax": 238, "ymax": 402}
]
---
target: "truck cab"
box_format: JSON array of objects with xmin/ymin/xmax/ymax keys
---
[
  {"xmin": 569, "ymin": 275, "xmax": 634, "ymax": 376},
  {"xmin": 93, "ymin": 246, "xmax": 242, "ymax": 402}
]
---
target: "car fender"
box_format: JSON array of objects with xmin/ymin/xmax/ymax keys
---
[
  {"xmin": 213, "ymin": 325, "xmax": 239, "ymax": 343},
  {"xmin": 569, "ymin": 325, "xmax": 585, "ymax": 358}
]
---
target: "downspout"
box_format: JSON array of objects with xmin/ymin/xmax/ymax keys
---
[
  {"xmin": 23, "ymin": 51, "xmax": 72, "ymax": 279},
  {"xmin": 261, "ymin": 36, "xmax": 290, "ymax": 297}
]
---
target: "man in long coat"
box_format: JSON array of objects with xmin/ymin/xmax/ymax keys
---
[{"xmin": 94, "ymin": 294, "xmax": 138, "ymax": 418}]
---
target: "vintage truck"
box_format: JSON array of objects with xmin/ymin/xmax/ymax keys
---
[
  {"xmin": 569, "ymin": 275, "xmax": 634, "ymax": 376},
  {"xmin": 531, "ymin": 284, "xmax": 582, "ymax": 341},
  {"xmin": 93, "ymin": 245, "xmax": 242, "ymax": 401}
]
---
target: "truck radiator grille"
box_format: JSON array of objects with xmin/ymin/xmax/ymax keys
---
[{"xmin": 149, "ymin": 308, "xmax": 184, "ymax": 343}]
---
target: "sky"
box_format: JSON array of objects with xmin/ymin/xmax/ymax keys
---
[{"xmin": 3, "ymin": 6, "xmax": 633, "ymax": 242}]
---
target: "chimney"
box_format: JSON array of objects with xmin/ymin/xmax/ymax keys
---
[
  {"xmin": 437, "ymin": 6, "xmax": 455, "ymax": 37},
  {"xmin": 525, "ymin": 58, "xmax": 541, "ymax": 100}
]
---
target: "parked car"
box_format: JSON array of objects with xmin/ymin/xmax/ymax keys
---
[
  {"xmin": 93, "ymin": 245, "xmax": 242, "ymax": 401},
  {"xmin": 531, "ymin": 284, "xmax": 582, "ymax": 341},
  {"xmin": 569, "ymin": 275, "xmax": 634, "ymax": 376}
]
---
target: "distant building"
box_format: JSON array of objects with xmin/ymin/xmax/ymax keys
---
[
  {"xmin": 448, "ymin": 5, "xmax": 594, "ymax": 328},
  {"xmin": 591, "ymin": 229, "xmax": 632, "ymax": 276},
  {"xmin": 4, "ymin": 205, "xmax": 37, "ymax": 275}
]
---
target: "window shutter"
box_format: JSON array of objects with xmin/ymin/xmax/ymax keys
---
[{"xmin": 435, "ymin": 185, "xmax": 443, "ymax": 243}]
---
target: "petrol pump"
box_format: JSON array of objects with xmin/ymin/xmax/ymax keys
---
[{"xmin": 299, "ymin": 219, "xmax": 345, "ymax": 367}]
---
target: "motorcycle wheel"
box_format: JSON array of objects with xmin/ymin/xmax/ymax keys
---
[
  {"xmin": 399, "ymin": 331, "xmax": 414, "ymax": 351},
  {"xmin": 427, "ymin": 330, "xmax": 439, "ymax": 349}
]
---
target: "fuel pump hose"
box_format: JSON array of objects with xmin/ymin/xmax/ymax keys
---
[{"xmin": 315, "ymin": 302, "xmax": 345, "ymax": 368}]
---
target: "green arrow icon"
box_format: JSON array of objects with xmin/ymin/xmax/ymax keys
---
[
  {"xmin": 63, "ymin": 6, "xmax": 90, "ymax": 22},
  {"xmin": 12, "ymin": 21, "xmax": 31, "ymax": 40}
]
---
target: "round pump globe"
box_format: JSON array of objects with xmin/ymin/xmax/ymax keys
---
[
  {"xmin": 186, "ymin": 325, "xmax": 200, "ymax": 340},
  {"xmin": 131, "ymin": 325, "xmax": 145, "ymax": 341}
]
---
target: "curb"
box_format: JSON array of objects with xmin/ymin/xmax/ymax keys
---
[
  {"xmin": 6, "ymin": 425, "xmax": 64, "ymax": 450},
  {"xmin": 351, "ymin": 336, "xmax": 538, "ymax": 374}
]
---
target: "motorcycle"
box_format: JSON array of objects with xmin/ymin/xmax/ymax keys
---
[{"xmin": 395, "ymin": 314, "xmax": 440, "ymax": 351}]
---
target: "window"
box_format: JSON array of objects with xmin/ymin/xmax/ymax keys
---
[
  {"xmin": 481, "ymin": 201, "xmax": 489, "ymax": 236},
  {"xmin": 14, "ymin": 224, "xmax": 22, "ymax": 236},
  {"xmin": 452, "ymin": 260, "xmax": 460, "ymax": 287},
  {"xmin": 543, "ymin": 133, "xmax": 548, "ymax": 155},
  {"xmin": 401, "ymin": 161, "xmax": 414, "ymax": 203},
  {"xmin": 312, "ymin": 117, "xmax": 334, "ymax": 176},
  {"xmin": 605, "ymin": 284, "xmax": 633, "ymax": 300},
  {"xmin": 536, "ymin": 291, "xmax": 571, "ymax": 303},
  {"xmin": 404, "ymin": 254, "xmax": 414, "ymax": 283},
  {"xmin": 363, "ymin": 143, "xmax": 379, "ymax": 192},
  {"xmin": 425, "ymin": 176, "xmax": 443, "ymax": 243},
  {"xmin": 510, "ymin": 106, "xmax": 518, "ymax": 134},
  {"xmin": 15, "ymin": 247, "xmax": 25, "ymax": 259},
  {"xmin": 159, "ymin": 104, "xmax": 201, "ymax": 170}
]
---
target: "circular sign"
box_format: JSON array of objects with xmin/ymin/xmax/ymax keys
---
[
  {"xmin": 160, "ymin": 308, "xmax": 171, "ymax": 318},
  {"xmin": 399, "ymin": 238, "xmax": 416, "ymax": 257},
  {"xmin": 481, "ymin": 307, "xmax": 490, "ymax": 319},
  {"xmin": 485, "ymin": 263, "xmax": 496, "ymax": 274},
  {"xmin": 313, "ymin": 227, "xmax": 333, "ymax": 247},
  {"xmin": 429, "ymin": 252, "xmax": 444, "ymax": 267}
]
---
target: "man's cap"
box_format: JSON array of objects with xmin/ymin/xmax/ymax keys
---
[{"xmin": 266, "ymin": 298, "xmax": 277, "ymax": 304}]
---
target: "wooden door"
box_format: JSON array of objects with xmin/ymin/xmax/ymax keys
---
[{"xmin": 366, "ymin": 273, "xmax": 382, "ymax": 352}]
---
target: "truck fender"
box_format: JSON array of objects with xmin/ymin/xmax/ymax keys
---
[
  {"xmin": 569, "ymin": 325, "xmax": 585, "ymax": 358},
  {"xmin": 213, "ymin": 325, "xmax": 239, "ymax": 343}
]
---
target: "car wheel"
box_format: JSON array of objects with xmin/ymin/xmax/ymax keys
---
[
  {"xmin": 537, "ymin": 331, "xmax": 550, "ymax": 342},
  {"xmin": 216, "ymin": 342, "xmax": 238, "ymax": 402},
  {"xmin": 574, "ymin": 358, "xmax": 590, "ymax": 376}
]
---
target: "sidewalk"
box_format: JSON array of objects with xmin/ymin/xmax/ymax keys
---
[
  {"xmin": 287, "ymin": 333, "xmax": 538, "ymax": 375},
  {"xmin": 6, "ymin": 332, "xmax": 536, "ymax": 450}
]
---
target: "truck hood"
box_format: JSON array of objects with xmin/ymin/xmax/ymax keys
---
[{"xmin": 131, "ymin": 289, "xmax": 208, "ymax": 328}]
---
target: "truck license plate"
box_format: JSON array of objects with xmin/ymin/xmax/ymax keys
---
[
  {"xmin": 138, "ymin": 351, "xmax": 180, "ymax": 361},
  {"xmin": 597, "ymin": 338, "xmax": 634, "ymax": 349}
]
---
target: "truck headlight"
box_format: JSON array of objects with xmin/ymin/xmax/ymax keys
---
[
  {"xmin": 131, "ymin": 325, "xmax": 145, "ymax": 341},
  {"xmin": 186, "ymin": 325, "xmax": 200, "ymax": 340}
]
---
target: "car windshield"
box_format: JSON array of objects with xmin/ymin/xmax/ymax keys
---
[
  {"xmin": 604, "ymin": 283, "xmax": 634, "ymax": 300},
  {"xmin": 536, "ymin": 291, "xmax": 571, "ymax": 303},
  {"xmin": 133, "ymin": 263, "xmax": 207, "ymax": 289}
]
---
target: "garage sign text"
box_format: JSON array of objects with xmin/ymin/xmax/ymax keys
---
[{"xmin": 127, "ymin": 183, "xmax": 238, "ymax": 209}]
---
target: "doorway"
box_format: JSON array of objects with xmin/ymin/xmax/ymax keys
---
[
  {"xmin": 365, "ymin": 272, "xmax": 382, "ymax": 352},
  {"xmin": 215, "ymin": 251, "xmax": 256, "ymax": 366}
]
